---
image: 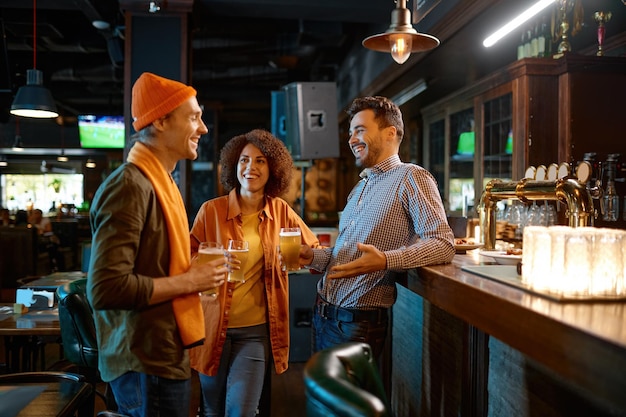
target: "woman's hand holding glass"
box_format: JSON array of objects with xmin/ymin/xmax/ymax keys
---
[
  {"xmin": 226, "ymin": 240, "xmax": 248, "ymax": 283},
  {"xmin": 277, "ymin": 243, "xmax": 314, "ymax": 272}
]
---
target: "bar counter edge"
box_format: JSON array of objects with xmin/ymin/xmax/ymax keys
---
[{"xmin": 390, "ymin": 254, "xmax": 626, "ymax": 417}]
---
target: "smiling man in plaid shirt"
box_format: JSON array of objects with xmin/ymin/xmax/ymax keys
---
[{"xmin": 300, "ymin": 95, "xmax": 455, "ymax": 358}]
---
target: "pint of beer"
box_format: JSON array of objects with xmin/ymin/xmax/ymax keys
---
[
  {"xmin": 227, "ymin": 239, "xmax": 249, "ymax": 282},
  {"xmin": 197, "ymin": 242, "xmax": 224, "ymax": 296},
  {"xmin": 279, "ymin": 227, "xmax": 301, "ymax": 271}
]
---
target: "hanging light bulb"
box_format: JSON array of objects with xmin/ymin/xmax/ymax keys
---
[
  {"xmin": 389, "ymin": 33, "xmax": 412, "ymax": 64},
  {"xmin": 10, "ymin": 0, "xmax": 58, "ymax": 118},
  {"xmin": 362, "ymin": 0, "xmax": 439, "ymax": 64},
  {"xmin": 57, "ymin": 123, "xmax": 68, "ymax": 162}
]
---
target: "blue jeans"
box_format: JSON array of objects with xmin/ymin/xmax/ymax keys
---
[
  {"xmin": 312, "ymin": 307, "xmax": 388, "ymax": 359},
  {"xmin": 199, "ymin": 324, "xmax": 270, "ymax": 417},
  {"xmin": 109, "ymin": 371, "xmax": 190, "ymax": 417}
]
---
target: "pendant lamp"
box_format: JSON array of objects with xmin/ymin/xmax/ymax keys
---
[
  {"xmin": 57, "ymin": 124, "xmax": 68, "ymax": 162},
  {"xmin": 10, "ymin": 0, "xmax": 58, "ymax": 118},
  {"xmin": 362, "ymin": 0, "xmax": 440, "ymax": 64},
  {"xmin": 12, "ymin": 118, "xmax": 24, "ymax": 151}
]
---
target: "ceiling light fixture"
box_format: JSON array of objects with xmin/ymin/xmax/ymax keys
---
[
  {"xmin": 10, "ymin": 0, "xmax": 58, "ymax": 118},
  {"xmin": 92, "ymin": 20, "xmax": 111, "ymax": 30},
  {"xmin": 483, "ymin": 0, "xmax": 556, "ymax": 48},
  {"xmin": 0, "ymin": 156, "xmax": 7, "ymax": 167},
  {"xmin": 12, "ymin": 136, "xmax": 24, "ymax": 151},
  {"xmin": 85, "ymin": 159, "xmax": 96, "ymax": 169},
  {"xmin": 12, "ymin": 119, "xmax": 24, "ymax": 151},
  {"xmin": 57, "ymin": 151, "xmax": 68, "ymax": 162},
  {"xmin": 57, "ymin": 124, "xmax": 68, "ymax": 162},
  {"xmin": 148, "ymin": 2, "xmax": 161, "ymax": 13},
  {"xmin": 362, "ymin": 0, "xmax": 440, "ymax": 64}
]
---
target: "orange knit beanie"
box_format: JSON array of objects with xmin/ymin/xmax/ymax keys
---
[{"xmin": 131, "ymin": 72, "xmax": 197, "ymax": 131}]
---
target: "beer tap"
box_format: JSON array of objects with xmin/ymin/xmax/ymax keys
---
[
  {"xmin": 603, "ymin": 153, "xmax": 620, "ymax": 222},
  {"xmin": 580, "ymin": 152, "xmax": 604, "ymax": 218}
]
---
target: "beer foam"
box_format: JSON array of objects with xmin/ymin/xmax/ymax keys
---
[
  {"xmin": 199, "ymin": 247, "xmax": 224, "ymax": 255},
  {"xmin": 279, "ymin": 231, "xmax": 301, "ymax": 237}
]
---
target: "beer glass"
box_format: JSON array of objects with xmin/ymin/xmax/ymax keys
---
[
  {"xmin": 227, "ymin": 239, "xmax": 249, "ymax": 283},
  {"xmin": 279, "ymin": 227, "xmax": 301, "ymax": 271},
  {"xmin": 197, "ymin": 242, "xmax": 225, "ymax": 296}
]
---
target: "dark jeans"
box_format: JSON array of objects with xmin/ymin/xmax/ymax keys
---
[
  {"xmin": 312, "ymin": 304, "xmax": 388, "ymax": 359},
  {"xmin": 109, "ymin": 371, "xmax": 191, "ymax": 417},
  {"xmin": 199, "ymin": 323, "xmax": 270, "ymax": 417}
]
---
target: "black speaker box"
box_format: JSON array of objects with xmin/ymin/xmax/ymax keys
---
[{"xmin": 283, "ymin": 82, "xmax": 340, "ymax": 160}]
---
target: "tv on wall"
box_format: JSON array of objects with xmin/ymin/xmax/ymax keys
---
[{"xmin": 78, "ymin": 115, "xmax": 125, "ymax": 149}]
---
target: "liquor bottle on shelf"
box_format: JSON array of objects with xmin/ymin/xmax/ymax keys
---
[
  {"xmin": 517, "ymin": 29, "xmax": 526, "ymax": 60},
  {"xmin": 524, "ymin": 26, "xmax": 532, "ymax": 58},
  {"xmin": 538, "ymin": 18, "xmax": 548, "ymax": 57},
  {"xmin": 530, "ymin": 22, "xmax": 539, "ymax": 57}
]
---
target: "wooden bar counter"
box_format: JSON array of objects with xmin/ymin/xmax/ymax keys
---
[{"xmin": 390, "ymin": 251, "xmax": 626, "ymax": 417}]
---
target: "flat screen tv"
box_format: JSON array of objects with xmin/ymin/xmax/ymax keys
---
[{"xmin": 78, "ymin": 115, "xmax": 125, "ymax": 149}]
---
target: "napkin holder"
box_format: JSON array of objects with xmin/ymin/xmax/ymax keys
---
[{"xmin": 16, "ymin": 288, "xmax": 55, "ymax": 309}]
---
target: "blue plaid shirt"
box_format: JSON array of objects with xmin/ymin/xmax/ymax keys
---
[{"xmin": 309, "ymin": 155, "xmax": 455, "ymax": 309}]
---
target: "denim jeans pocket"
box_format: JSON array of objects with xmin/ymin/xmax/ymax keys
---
[{"xmin": 110, "ymin": 371, "xmax": 143, "ymax": 411}]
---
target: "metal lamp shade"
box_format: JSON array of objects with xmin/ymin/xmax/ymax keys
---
[
  {"xmin": 362, "ymin": 31, "xmax": 440, "ymax": 53},
  {"xmin": 362, "ymin": 1, "xmax": 439, "ymax": 56},
  {"xmin": 10, "ymin": 69, "xmax": 58, "ymax": 118}
]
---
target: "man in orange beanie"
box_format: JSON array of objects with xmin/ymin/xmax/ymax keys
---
[{"xmin": 87, "ymin": 72, "xmax": 228, "ymax": 417}]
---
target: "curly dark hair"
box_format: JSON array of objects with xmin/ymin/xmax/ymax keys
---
[
  {"xmin": 346, "ymin": 96, "xmax": 404, "ymax": 142},
  {"xmin": 219, "ymin": 129, "xmax": 294, "ymax": 197}
]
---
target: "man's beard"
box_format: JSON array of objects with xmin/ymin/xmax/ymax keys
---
[{"xmin": 354, "ymin": 143, "xmax": 380, "ymax": 168}]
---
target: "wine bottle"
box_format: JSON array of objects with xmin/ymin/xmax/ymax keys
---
[
  {"xmin": 523, "ymin": 27, "xmax": 532, "ymax": 58},
  {"xmin": 517, "ymin": 30, "xmax": 526, "ymax": 60},
  {"xmin": 538, "ymin": 22, "xmax": 547, "ymax": 57},
  {"xmin": 530, "ymin": 22, "xmax": 539, "ymax": 57}
]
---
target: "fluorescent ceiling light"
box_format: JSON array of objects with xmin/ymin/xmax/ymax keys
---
[{"xmin": 483, "ymin": 0, "xmax": 555, "ymax": 48}]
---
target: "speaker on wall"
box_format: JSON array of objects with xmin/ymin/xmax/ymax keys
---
[
  {"xmin": 283, "ymin": 82, "xmax": 340, "ymax": 160},
  {"xmin": 270, "ymin": 90, "xmax": 287, "ymax": 144}
]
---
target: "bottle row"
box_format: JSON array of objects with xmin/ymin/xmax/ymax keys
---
[{"xmin": 517, "ymin": 16, "xmax": 552, "ymax": 60}]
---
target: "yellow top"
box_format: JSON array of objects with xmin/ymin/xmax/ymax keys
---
[{"xmin": 228, "ymin": 211, "xmax": 266, "ymax": 328}]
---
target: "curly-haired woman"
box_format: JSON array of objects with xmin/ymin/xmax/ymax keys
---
[{"xmin": 189, "ymin": 129, "xmax": 319, "ymax": 417}]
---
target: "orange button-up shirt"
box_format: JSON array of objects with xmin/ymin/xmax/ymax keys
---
[{"xmin": 188, "ymin": 190, "xmax": 319, "ymax": 376}]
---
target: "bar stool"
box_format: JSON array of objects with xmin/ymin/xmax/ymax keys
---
[{"xmin": 303, "ymin": 342, "xmax": 391, "ymax": 417}]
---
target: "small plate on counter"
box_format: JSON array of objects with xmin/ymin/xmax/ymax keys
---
[
  {"xmin": 479, "ymin": 250, "xmax": 522, "ymax": 265},
  {"xmin": 454, "ymin": 239, "xmax": 484, "ymax": 253}
]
